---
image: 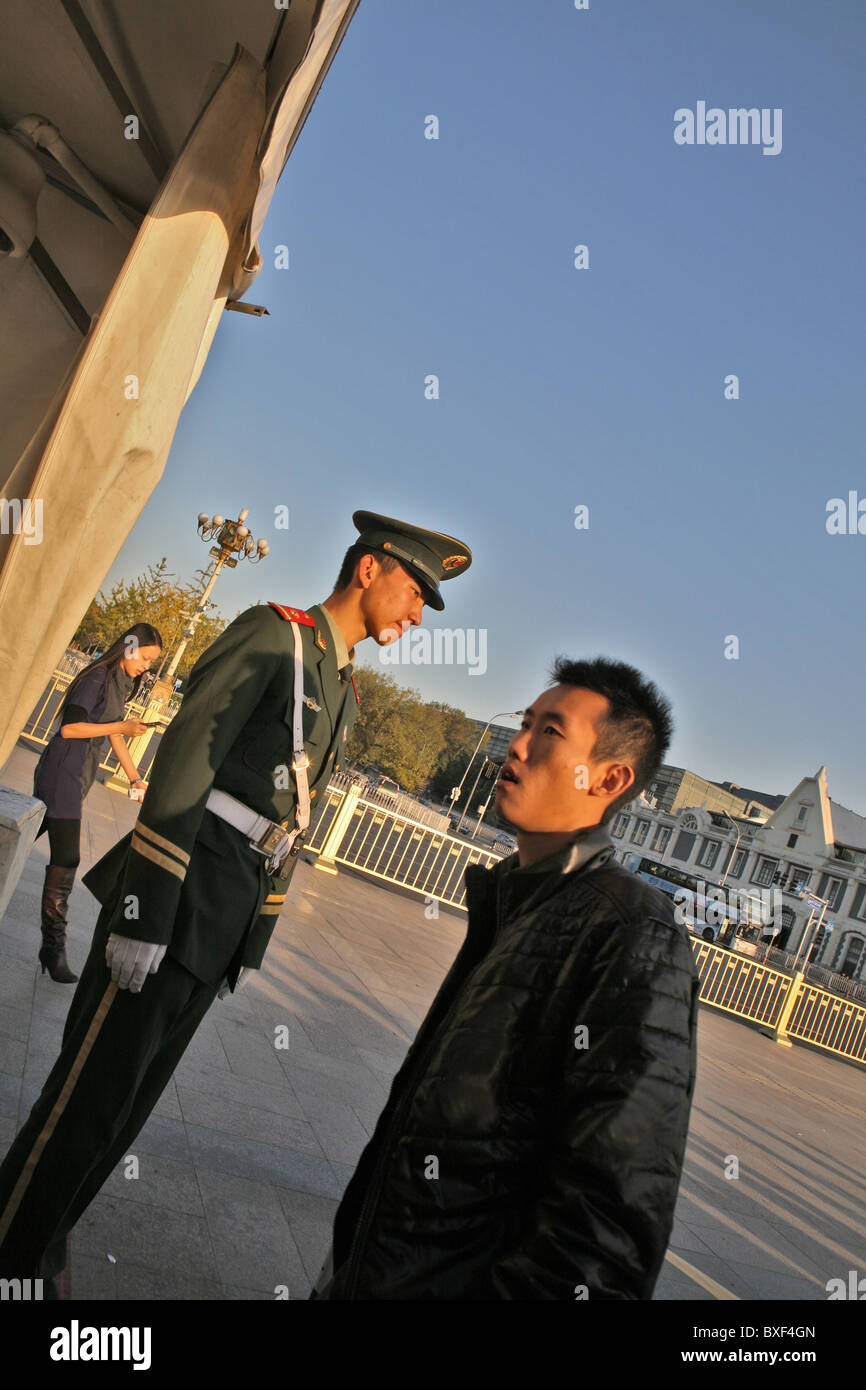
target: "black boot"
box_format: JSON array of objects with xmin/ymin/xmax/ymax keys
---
[{"xmin": 39, "ymin": 865, "xmax": 79, "ymax": 983}]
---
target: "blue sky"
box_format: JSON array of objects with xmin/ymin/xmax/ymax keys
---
[{"xmin": 106, "ymin": 1, "xmax": 866, "ymax": 812}]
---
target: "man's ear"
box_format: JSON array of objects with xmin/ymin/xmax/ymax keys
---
[
  {"xmin": 356, "ymin": 552, "xmax": 379, "ymax": 590},
  {"xmin": 596, "ymin": 763, "xmax": 635, "ymax": 803}
]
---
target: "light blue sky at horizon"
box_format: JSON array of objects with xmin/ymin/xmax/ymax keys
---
[{"xmin": 103, "ymin": 2, "xmax": 866, "ymax": 812}]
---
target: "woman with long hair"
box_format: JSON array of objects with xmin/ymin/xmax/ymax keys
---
[{"xmin": 33, "ymin": 623, "xmax": 163, "ymax": 982}]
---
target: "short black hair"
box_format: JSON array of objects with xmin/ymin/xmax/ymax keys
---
[
  {"xmin": 334, "ymin": 543, "xmax": 401, "ymax": 592},
  {"xmin": 550, "ymin": 656, "xmax": 673, "ymax": 823}
]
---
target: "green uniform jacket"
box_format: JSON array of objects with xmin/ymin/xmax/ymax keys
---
[{"xmin": 82, "ymin": 602, "xmax": 360, "ymax": 985}]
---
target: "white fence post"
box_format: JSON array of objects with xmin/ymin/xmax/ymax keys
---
[
  {"xmin": 761, "ymin": 970, "xmax": 804, "ymax": 1048},
  {"xmin": 314, "ymin": 785, "xmax": 361, "ymax": 876}
]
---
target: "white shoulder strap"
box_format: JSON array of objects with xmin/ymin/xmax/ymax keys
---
[{"xmin": 290, "ymin": 621, "xmax": 311, "ymax": 832}]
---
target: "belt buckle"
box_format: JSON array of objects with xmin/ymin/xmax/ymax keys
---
[
  {"xmin": 271, "ymin": 828, "xmax": 304, "ymax": 879},
  {"xmin": 252, "ymin": 822, "xmax": 286, "ymax": 865},
  {"xmin": 253, "ymin": 823, "xmax": 285, "ymax": 856}
]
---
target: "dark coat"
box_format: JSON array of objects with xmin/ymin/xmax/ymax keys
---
[
  {"xmin": 34, "ymin": 663, "xmax": 132, "ymax": 818},
  {"xmin": 325, "ymin": 841, "xmax": 700, "ymax": 1299},
  {"xmin": 82, "ymin": 603, "xmax": 359, "ymax": 985}
]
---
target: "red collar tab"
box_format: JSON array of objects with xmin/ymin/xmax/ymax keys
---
[
  {"xmin": 268, "ymin": 602, "xmax": 315, "ymax": 627},
  {"xmin": 351, "ymin": 675, "xmax": 360, "ymax": 706}
]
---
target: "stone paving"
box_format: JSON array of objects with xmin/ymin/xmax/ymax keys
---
[{"xmin": 1, "ymin": 743, "xmax": 864, "ymax": 1301}]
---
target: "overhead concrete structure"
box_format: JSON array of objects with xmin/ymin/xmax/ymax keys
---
[{"xmin": 0, "ymin": 0, "xmax": 362, "ymax": 767}]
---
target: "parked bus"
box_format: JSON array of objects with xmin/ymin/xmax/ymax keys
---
[{"xmin": 624, "ymin": 855, "xmax": 769, "ymax": 943}]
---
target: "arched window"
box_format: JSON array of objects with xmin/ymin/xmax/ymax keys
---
[
  {"xmin": 777, "ymin": 906, "xmax": 796, "ymax": 949},
  {"xmin": 834, "ymin": 933, "xmax": 866, "ymax": 980},
  {"xmin": 681, "ymin": 814, "xmax": 698, "ymax": 831}
]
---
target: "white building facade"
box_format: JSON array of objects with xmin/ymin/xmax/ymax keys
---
[{"xmin": 610, "ymin": 766, "xmax": 866, "ymax": 982}]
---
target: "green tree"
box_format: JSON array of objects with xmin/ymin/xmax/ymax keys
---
[
  {"xmin": 347, "ymin": 668, "xmax": 485, "ymax": 796},
  {"xmin": 73, "ymin": 559, "xmax": 228, "ymax": 681}
]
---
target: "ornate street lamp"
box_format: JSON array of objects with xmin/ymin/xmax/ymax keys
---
[{"xmin": 162, "ymin": 508, "xmax": 269, "ymax": 682}]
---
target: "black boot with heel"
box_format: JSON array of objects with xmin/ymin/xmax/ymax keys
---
[{"xmin": 39, "ymin": 865, "xmax": 79, "ymax": 983}]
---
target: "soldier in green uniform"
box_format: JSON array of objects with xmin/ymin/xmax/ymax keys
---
[{"xmin": 0, "ymin": 511, "xmax": 471, "ymax": 1284}]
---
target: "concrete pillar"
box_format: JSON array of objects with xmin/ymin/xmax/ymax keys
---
[{"xmin": 0, "ymin": 787, "xmax": 45, "ymax": 920}]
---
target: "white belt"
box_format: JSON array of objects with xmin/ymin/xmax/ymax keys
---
[{"xmin": 206, "ymin": 788, "xmax": 296, "ymax": 873}]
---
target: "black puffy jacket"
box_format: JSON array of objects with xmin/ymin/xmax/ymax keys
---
[{"xmin": 325, "ymin": 835, "xmax": 700, "ymax": 1300}]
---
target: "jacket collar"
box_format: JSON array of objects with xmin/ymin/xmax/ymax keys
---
[
  {"xmin": 507, "ymin": 823, "xmax": 614, "ymax": 878},
  {"xmin": 465, "ymin": 824, "xmax": 616, "ymax": 935},
  {"xmin": 307, "ymin": 604, "xmax": 343, "ymax": 728},
  {"xmin": 315, "ymin": 602, "xmax": 351, "ymax": 670}
]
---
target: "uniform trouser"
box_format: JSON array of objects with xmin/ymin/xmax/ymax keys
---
[{"xmin": 0, "ymin": 908, "xmax": 219, "ymax": 1279}]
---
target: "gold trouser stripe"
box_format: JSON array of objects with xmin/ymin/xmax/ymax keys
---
[
  {"xmin": 131, "ymin": 831, "xmax": 187, "ymax": 882},
  {"xmin": 0, "ymin": 982, "xmax": 118, "ymax": 1245},
  {"xmin": 265, "ymin": 894, "xmax": 286, "ymax": 904},
  {"xmin": 134, "ymin": 821, "xmax": 190, "ymax": 868},
  {"xmin": 664, "ymin": 1249, "xmax": 739, "ymax": 1300}
]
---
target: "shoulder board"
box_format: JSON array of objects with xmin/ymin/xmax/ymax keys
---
[{"xmin": 268, "ymin": 603, "xmax": 315, "ymax": 626}]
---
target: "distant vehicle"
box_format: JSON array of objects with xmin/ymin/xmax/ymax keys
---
[
  {"xmin": 627, "ymin": 856, "xmax": 766, "ymax": 944},
  {"xmin": 730, "ymin": 937, "xmax": 761, "ymax": 959},
  {"xmin": 375, "ymin": 777, "xmax": 400, "ymax": 799}
]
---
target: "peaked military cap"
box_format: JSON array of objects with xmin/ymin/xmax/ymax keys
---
[{"xmin": 352, "ymin": 511, "xmax": 472, "ymax": 611}]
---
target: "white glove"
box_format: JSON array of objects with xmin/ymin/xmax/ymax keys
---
[
  {"xmin": 106, "ymin": 934, "xmax": 167, "ymax": 992},
  {"xmin": 218, "ymin": 967, "xmax": 254, "ymax": 1000}
]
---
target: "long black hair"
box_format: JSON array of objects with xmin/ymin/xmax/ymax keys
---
[{"xmin": 64, "ymin": 623, "xmax": 163, "ymax": 706}]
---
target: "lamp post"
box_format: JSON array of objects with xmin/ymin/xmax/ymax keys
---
[
  {"xmin": 790, "ymin": 885, "xmax": 832, "ymax": 972},
  {"xmin": 161, "ymin": 509, "xmax": 270, "ymax": 685},
  {"xmin": 717, "ymin": 807, "xmax": 741, "ymax": 886},
  {"xmin": 471, "ymin": 799, "xmax": 491, "ymax": 840},
  {"xmin": 714, "ymin": 806, "xmax": 743, "ymax": 944},
  {"xmin": 453, "ymin": 711, "xmax": 522, "ymax": 832},
  {"xmin": 763, "ymin": 884, "xmax": 832, "ymax": 1048}
]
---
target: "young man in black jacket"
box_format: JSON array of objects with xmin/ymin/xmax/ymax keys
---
[{"xmin": 315, "ymin": 656, "xmax": 700, "ymax": 1300}]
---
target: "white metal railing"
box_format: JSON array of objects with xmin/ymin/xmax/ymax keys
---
[
  {"xmin": 692, "ymin": 941, "xmax": 792, "ymax": 1025},
  {"xmin": 691, "ymin": 938, "xmax": 866, "ymax": 1063},
  {"xmin": 328, "ymin": 772, "xmax": 452, "ymax": 833},
  {"xmin": 307, "ymin": 783, "xmax": 501, "ymax": 908},
  {"xmin": 749, "ymin": 939, "xmax": 866, "ymax": 1005}
]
